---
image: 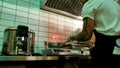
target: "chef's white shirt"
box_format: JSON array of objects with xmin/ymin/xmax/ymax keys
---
[
  {"xmin": 81, "ymin": 0, "xmax": 120, "ymax": 54},
  {"xmin": 82, "ymin": 0, "xmax": 120, "ymax": 36}
]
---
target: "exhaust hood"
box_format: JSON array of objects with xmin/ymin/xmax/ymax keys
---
[{"xmin": 41, "ymin": 0, "xmax": 83, "ymax": 20}]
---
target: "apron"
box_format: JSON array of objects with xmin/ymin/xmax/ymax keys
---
[
  {"xmin": 90, "ymin": 30, "xmax": 120, "ymax": 68},
  {"xmin": 93, "ymin": 30, "xmax": 120, "ymax": 55}
]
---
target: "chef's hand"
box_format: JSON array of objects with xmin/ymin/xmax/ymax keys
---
[
  {"xmin": 61, "ymin": 36, "xmax": 76, "ymax": 46},
  {"xmin": 66, "ymin": 35, "xmax": 78, "ymax": 42},
  {"xmin": 59, "ymin": 36, "xmax": 73, "ymax": 47}
]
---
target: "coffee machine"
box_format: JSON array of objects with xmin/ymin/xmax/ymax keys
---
[{"xmin": 2, "ymin": 25, "xmax": 35, "ymax": 56}]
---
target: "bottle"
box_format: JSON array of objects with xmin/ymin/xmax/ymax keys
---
[{"xmin": 15, "ymin": 38, "xmax": 23, "ymax": 55}]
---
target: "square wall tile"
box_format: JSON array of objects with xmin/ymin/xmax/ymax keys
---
[
  {"xmin": 28, "ymin": 24, "xmax": 39, "ymax": 31},
  {"xmin": 29, "ymin": 14, "xmax": 39, "ymax": 20},
  {"xmin": 29, "ymin": 8, "xmax": 40, "ymax": 15},
  {"xmin": 40, "ymin": 16, "xmax": 48, "ymax": 22},
  {"xmin": 39, "ymin": 21, "xmax": 48, "ymax": 27},
  {"xmin": 16, "ymin": 16, "xmax": 28, "ymax": 23},
  {"xmin": 3, "ymin": 2, "xmax": 16, "ymax": 9},
  {"xmin": 49, "ymin": 13, "xmax": 57, "ymax": 19},
  {"xmin": 1, "ymin": 13, "xmax": 15, "ymax": 21},
  {"xmin": 0, "ymin": 6, "xmax": 1, "ymax": 13},
  {"xmin": 21, "ymin": 0, "xmax": 29, "ymax": 3},
  {"xmin": 17, "ymin": 0, "xmax": 29, "ymax": 7},
  {"xmin": 49, "ymin": 18, "xmax": 58, "ymax": 24},
  {"xmin": 0, "ymin": 25, "xmax": 9, "ymax": 32},
  {"xmin": 16, "ymin": 11, "xmax": 28, "ymax": 18},
  {"xmin": 30, "ymin": 0, "xmax": 40, "ymax": 6},
  {"xmin": 58, "ymin": 21, "xmax": 65, "ymax": 26},
  {"xmin": 39, "ymin": 31, "xmax": 48, "ymax": 37},
  {"xmin": 4, "ymin": 0, "xmax": 17, "ymax": 4},
  {"xmin": 30, "ymin": 4, "xmax": 40, "ymax": 9},
  {"xmin": 2, "ymin": 7, "xmax": 16, "ymax": 15},
  {"xmin": 17, "ymin": 5, "xmax": 29, "ymax": 12},
  {"xmin": 38, "ymin": 36, "xmax": 48, "ymax": 42},
  {"xmin": 39, "ymin": 26, "xmax": 48, "ymax": 32},
  {"xmin": 0, "ymin": 1, "xmax": 3, "ymax": 6},
  {"xmin": 0, "ymin": 19, "xmax": 15, "ymax": 27},
  {"xmin": 28, "ymin": 19, "xmax": 39, "ymax": 25}
]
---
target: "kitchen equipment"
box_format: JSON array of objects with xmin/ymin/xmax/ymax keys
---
[
  {"xmin": 27, "ymin": 30, "xmax": 35, "ymax": 55},
  {"xmin": 15, "ymin": 25, "xmax": 29, "ymax": 55},
  {"xmin": 42, "ymin": 48, "xmax": 84, "ymax": 56},
  {"xmin": 2, "ymin": 25, "xmax": 35, "ymax": 55},
  {"xmin": 2, "ymin": 27, "xmax": 16, "ymax": 55}
]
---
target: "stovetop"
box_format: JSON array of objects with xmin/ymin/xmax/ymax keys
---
[{"xmin": 42, "ymin": 48, "xmax": 90, "ymax": 56}]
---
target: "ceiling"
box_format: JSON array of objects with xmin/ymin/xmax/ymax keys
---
[{"xmin": 41, "ymin": 0, "xmax": 83, "ymax": 19}]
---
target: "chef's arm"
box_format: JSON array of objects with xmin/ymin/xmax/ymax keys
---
[{"xmin": 67, "ymin": 17, "xmax": 94, "ymax": 42}]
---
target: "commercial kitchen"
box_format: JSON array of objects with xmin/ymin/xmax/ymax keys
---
[{"xmin": 0, "ymin": 0, "xmax": 120, "ymax": 68}]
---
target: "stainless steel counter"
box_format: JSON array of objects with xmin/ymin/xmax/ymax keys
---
[
  {"xmin": 0, "ymin": 55, "xmax": 92, "ymax": 68},
  {"xmin": 0, "ymin": 56, "xmax": 58, "ymax": 61},
  {"xmin": 0, "ymin": 55, "xmax": 91, "ymax": 61}
]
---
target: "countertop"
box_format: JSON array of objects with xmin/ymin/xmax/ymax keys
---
[
  {"xmin": 0, "ymin": 55, "xmax": 91, "ymax": 61},
  {"xmin": 0, "ymin": 55, "xmax": 92, "ymax": 68}
]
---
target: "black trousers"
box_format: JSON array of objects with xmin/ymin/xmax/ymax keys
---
[{"xmin": 90, "ymin": 30, "xmax": 120, "ymax": 68}]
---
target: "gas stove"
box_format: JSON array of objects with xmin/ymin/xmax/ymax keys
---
[{"xmin": 42, "ymin": 48, "xmax": 90, "ymax": 56}]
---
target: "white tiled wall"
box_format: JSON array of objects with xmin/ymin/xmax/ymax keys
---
[{"xmin": 0, "ymin": 0, "xmax": 83, "ymax": 54}]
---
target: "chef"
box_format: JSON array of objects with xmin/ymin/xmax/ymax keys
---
[{"xmin": 65, "ymin": 0, "xmax": 120, "ymax": 68}]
